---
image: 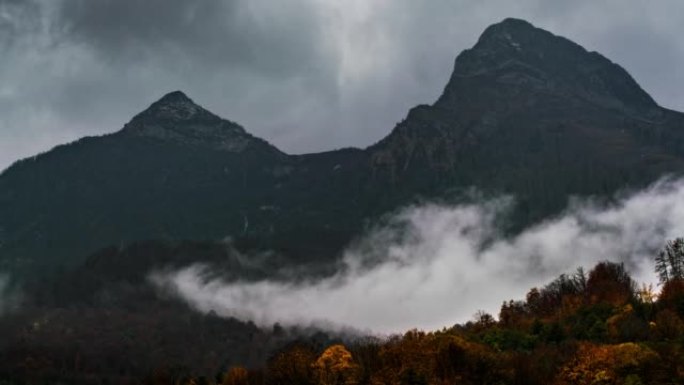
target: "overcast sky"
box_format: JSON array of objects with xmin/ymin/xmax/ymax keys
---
[{"xmin": 1, "ymin": 0, "xmax": 684, "ymax": 171}]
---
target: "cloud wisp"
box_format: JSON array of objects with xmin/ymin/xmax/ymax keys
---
[{"xmin": 154, "ymin": 178, "xmax": 684, "ymax": 334}]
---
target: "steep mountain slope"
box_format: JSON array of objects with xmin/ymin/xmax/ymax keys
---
[
  {"xmin": 0, "ymin": 91, "xmax": 295, "ymax": 275},
  {"xmin": 2, "ymin": 18, "xmax": 684, "ymax": 277},
  {"xmin": 369, "ymin": 18, "xmax": 684, "ymax": 223}
]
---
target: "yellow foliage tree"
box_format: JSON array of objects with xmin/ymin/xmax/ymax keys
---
[{"xmin": 313, "ymin": 344, "xmax": 359, "ymax": 385}]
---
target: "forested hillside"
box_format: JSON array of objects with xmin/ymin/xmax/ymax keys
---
[{"xmin": 152, "ymin": 244, "xmax": 684, "ymax": 385}]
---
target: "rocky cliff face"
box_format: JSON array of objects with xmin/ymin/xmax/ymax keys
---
[{"xmin": 2, "ymin": 18, "xmax": 684, "ymax": 277}]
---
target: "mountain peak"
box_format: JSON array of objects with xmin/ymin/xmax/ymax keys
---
[
  {"xmin": 438, "ymin": 18, "xmax": 658, "ymax": 115},
  {"xmin": 469, "ymin": 17, "xmax": 591, "ymax": 64},
  {"xmin": 118, "ymin": 91, "xmax": 271, "ymax": 153},
  {"xmin": 140, "ymin": 90, "xmax": 206, "ymax": 122},
  {"xmin": 157, "ymin": 90, "xmax": 193, "ymax": 104},
  {"xmin": 478, "ymin": 17, "xmax": 537, "ymax": 42}
]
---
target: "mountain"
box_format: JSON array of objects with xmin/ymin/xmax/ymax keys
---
[
  {"xmin": 368, "ymin": 18, "xmax": 684, "ymax": 222},
  {"xmin": 3, "ymin": 18, "xmax": 684, "ymax": 277}
]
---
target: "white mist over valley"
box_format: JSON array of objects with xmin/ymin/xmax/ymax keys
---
[{"xmin": 152, "ymin": 178, "xmax": 684, "ymax": 333}]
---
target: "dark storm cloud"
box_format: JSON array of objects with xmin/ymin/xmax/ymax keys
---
[
  {"xmin": 0, "ymin": 0, "xmax": 340, "ymax": 170},
  {"xmin": 2, "ymin": 0, "xmax": 684, "ymax": 171},
  {"xmin": 57, "ymin": 0, "xmax": 330, "ymax": 76}
]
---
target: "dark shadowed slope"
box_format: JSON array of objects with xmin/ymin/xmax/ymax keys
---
[{"xmin": 3, "ymin": 18, "xmax": 684, "ymax": 277}]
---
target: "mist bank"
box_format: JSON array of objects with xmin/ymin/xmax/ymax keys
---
[{"xmin": 152, "ymin": 178, "xmax": 684, "ymax": 333}]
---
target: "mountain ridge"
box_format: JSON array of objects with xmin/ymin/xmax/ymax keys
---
[{"xmin": 2, "ymin": 18, "xmax": 684, "ymax": 277}]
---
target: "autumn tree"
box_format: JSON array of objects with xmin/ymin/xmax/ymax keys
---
[
  {"xmin": 659, "ymin": 278, "xmax": 684, "ymax": 317},
  {"xmin": 527, "ymin": 269, "xmax": 587, "ymax": 317},
  {"xmin": 653, "ymin": 309, "xmax": 684, "ymax": 340},
  {"xmin": 586, "ymin": 262, "xmax": 635, "ymax": 305},
  {"xmin": 266, "ymin": 344, "xmax": 317, "ymax": 385},
  {"xmin": 348, "ymin": 339, "xmax": 382, "ymax": 385},
  {"xmin": 313, "ymin": 344, "xmax": 359, "ymax": 385},
  {"xmin": 605, "ymin": 304, "xmax": 649, "ymax": 342},
  {"xmin": 499, "ymin": 300, "xmax": 528, "ymax": 328},
  {"xmin": 556, "ymin": 342, "xmax": 658, "ymax": 385},
  {"xmin": 371, "ymin": 330, "xmax": 435, "ymax": 384},
  {"xmin": 398, "ymin": 367, "xmax": 428, "ymax": 385}
]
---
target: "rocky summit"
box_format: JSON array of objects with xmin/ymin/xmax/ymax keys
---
[
  {"xmin": 121, "ymin": 91, "xmax": 282, "ymax": 154},
  {"xmin": 441, "ymin": 18, "xmax": 659, "ymax": 115},
  {"xmin": 2, "ymin": 18, "xmax": 684, "ymax": 278}
]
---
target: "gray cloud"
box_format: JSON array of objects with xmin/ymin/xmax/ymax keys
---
[
  {"xmin": 2, "ymin": 0, "xmax": 684, "ymax": 171},
  {"xmin": 152, "ymin": 178, "xmax": 684, "ymax": 334}
]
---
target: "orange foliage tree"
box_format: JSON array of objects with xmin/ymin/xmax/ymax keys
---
[{"xmin": 555, "ymin": 342, "xmax": 658, "ymax": 385}]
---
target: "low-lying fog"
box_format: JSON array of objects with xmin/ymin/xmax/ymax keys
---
[{"xmin": 152, "ymin": 178, "xmax": 684, "ymax": 334}]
